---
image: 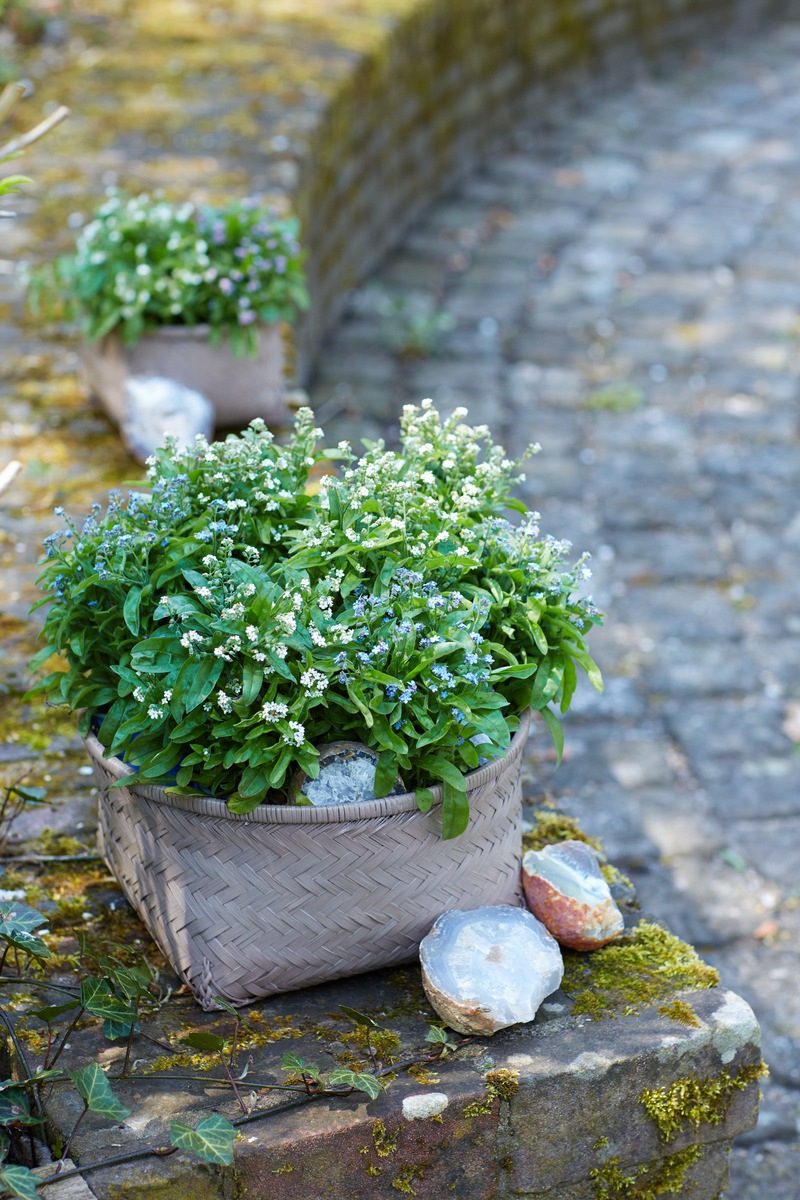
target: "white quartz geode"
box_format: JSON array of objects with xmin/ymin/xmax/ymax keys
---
[
  {"xmin": 290, "ymin": 741, "xmax": 405, "ymax": 807},
  {"xmin": 522, "ymin": 839, "xmax": 624, "ymax": 951},
  {"xmin": 419, "ymin": 905, "xmax": 564, "ymax": 1036}
]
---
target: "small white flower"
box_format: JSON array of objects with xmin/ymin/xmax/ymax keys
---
[
  {"xmin": 216, "ymin": 691, "xmax": 233, "ymax": 714},
  {"xmin": 246, "ymin": 625, "xmax": 259, "ymax": 643},
  {"xmin": 260, "ymin": 701, "xmax": 289, "ymax": 721},
  {"xmin": 300, "ymin": 668, "xmax": 327, "ymax": 697}
]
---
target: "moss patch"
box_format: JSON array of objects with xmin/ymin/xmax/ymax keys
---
[
  {"xmin": 562, "ymin": 920, "xmax": 719, "ymax": 1018},
  {"xmin": 657, "ymin": 1000, "xmax": 701, "ymax": 1029},
  {"xmin": 522, "ymin": 808, "xmax": 602, "ymax": 854},
  {"xmin": 463, "ymin": 1067, "xmax": 520, "ymax": 1116},
  {"xmin": 639, "ymin": 1062, "xmax": 768, "ymax": 1143},
  {"xmin": 590, "ymin": 1144, "xmax": 702, "ymax": 1199}
]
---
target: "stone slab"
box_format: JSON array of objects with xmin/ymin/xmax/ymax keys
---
[{"xmin": 30, "ymin": 983, "xmax": 760, "ymax": 1199}]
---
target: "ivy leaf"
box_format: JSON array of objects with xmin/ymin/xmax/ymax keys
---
[
  {"xmin": 339, "ymin": 1005, "xmax": 382, "ymax": 1030},
  {"xmin": 68, "ymin": 1064, "xmax": 130, "ymax": 1121},
  {"xmin": 0, "ymin": 1164, "xmax": 41, "ymax": 1200},
  {"xmin": 212, "ymin": 995, "xmax": 240, "ymax": 1019},
  {"xmin": 181, "ymin": 1031, "xmax": 225, "ymax": 1053},
  {"xmin": 169, "ymin": 1114, "xmax": 236, "ymax": 1165},
  {"xmin": 29, "ymin": 1002, "xmax": 80, "ymax": 1024},
  {"xmin": 102, "ymin": 1018, "xmax": 139, "ymax": 1041},
  {"xmin": 0, "ymin": 930, "xmax": 50, "ymax": 961},
  {"xmin": 326, "ymin": 1068, "xmax": 383, "ymax": 1100},
  {"xmin": 0, "ymin": 1088, "xmax": 41, "ymax": 1127},
  {"xmin": 0, "ymin": 902, "xmax": 46, "ymax": 933},
  {"xmin": 80, "ymin": 978, "xmax": 137, "ymax": 1025}
]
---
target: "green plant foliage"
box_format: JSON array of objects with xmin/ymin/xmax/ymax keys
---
[
  {"xmin": 0, "ymin": 901, "xmax": 49, "ymax": 962},
  {"xmin": 31, "ymin": 401, "xmax": 602, "ymax": 836},
  {"xmin": 0, "ymin": 1163, "xmax": 40, "ymax": 1200},
  {"xmin": 327, "ymin": 1069, "xmax": 384, "ymax": 1100},
  {"xmin": 28, "ymin": 192, "xmax": 309, "ymax": 355},
  {"xmin": 169, "ymin": 1114, "xmax": 236, "ymax": 1166},
  {"xmin": 68, "ymin": 1063, "xmax": 130, "ymax": 1121}
]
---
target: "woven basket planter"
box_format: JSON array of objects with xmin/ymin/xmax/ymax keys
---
[{"xmin": 85, "ymin": 714, "xmax": 529, "ymax": 1010}]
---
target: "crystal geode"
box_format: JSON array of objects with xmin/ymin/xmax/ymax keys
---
[
  {"xmin": 522, "ymin": 839, "xmax": 625, "ymax": 951},
  {"xmin": 419, "ymin": 905, "xmax": 564, "ymax": 1036},
  {"xmin": 290, "ymin": 741, "xmax": 405, "ymax": 807}
]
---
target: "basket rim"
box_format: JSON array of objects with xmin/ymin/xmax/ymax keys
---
[{"xmin": 84, "ymin": 710, "xmax": 530, "ymax": 825}]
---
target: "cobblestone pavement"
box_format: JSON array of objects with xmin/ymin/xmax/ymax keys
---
[
  {"xmin": 2, "ymin": 14, "xmax": 800, "ymax": 1198},
  {"xmin": 308, "ymin": 22, "xmax": 800, "ymax": 1195}
]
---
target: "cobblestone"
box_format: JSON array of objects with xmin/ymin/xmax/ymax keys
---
[
  {"xmin": 2, "ymin": 10, "xmax": 800, "ymax": 1197},
  {"xmin": 306, "ymin": 21, "xmax": 800, "ymax": 1195}
]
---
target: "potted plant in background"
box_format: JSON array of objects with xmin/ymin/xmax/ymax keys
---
[
  {"xmin": 29, "ymin": 190, "xmax": 309, "ymax": 429},
  {"xmin": 29, "ymin": 400, "xmax": 602, "ymax": 1008}
]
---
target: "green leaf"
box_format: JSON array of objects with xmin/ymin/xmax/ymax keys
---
[
  {"xmin": 281, "ymin": 1052, "xmax": 312, "ymax": 1075},
  {"xmin": 440, "ymin": 778, "xmax": 470, "ymax": 841},
  {"xmin": 415, "ymin": 787, "xmax": 434, "ymax": 814},
  {"xmin": 8, "ymin": 786, "xmax": 47, "ymax": 805},
  {"xmin": 0, "ymin": 1088, "xmax": 40, "ymax": 1128},
  {"xmin": 68, "ymin": 1064, "xmax": 130, "ymax": 1121},
  {"xmin": 326, "ymin": 1068, "xmax": 383, "ymax": 1100},
  {"xmin": 373, "ymin": 753, "xmax": 399, "ymax": 798},
  {"xmin": 123, "ymin": 587, "xmax": 142, "ymax": 636},
  {"xmin": 0, "ymin": 1164, "xmax": 41, "ymax": 1200},
  {"xmin": 180, "ymin": 1031, "xmax": 225, "ymax": 1053},
  {"xmin": 212, "ymin": 995, "xmax": 240, "ymax": 1019},
  {"xmin": 339, "ymin": 1005, "xmax": 382, "ymax": 1030},
  {"xmin": 169, "ymin": 1114, "xmax": 236, "ymax": 1165},
  {"xmin": 29, "ymin": 1002, "xmax": 79, "ymax": 1024},
  {"xmin": 103, "ymin": 1018, "xmax": 139, "ymax": 1041},
  {"xmin": 0, "ymin": 902, "xmax": 46, "ymax": 933},
  {"xmin": 80, "ymin": 978, "xmax": 137, "ymax": 1025},
  {"xmin": 538, "ymin": 706, "xmax": 564, "ymax": 766},
  {"xmin": 173, "ymin": 654, "xmax": 225, "ymax": 713}
]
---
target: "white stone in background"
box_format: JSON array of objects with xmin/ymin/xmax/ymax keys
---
[
  {"xmin": 402, "ymin": 1092, "xmax": 449, "ymax": 1121},
  {"xmin": 522, "ymin": 840, "xmax": 624, "ymax": 951},
  {"xmin": 121, "ymin": 375, "xmax": 214, "ymax": 462},
  {"xmin": 291, "ymin": 742, "xmax": 405, "ymax": 807},
  {"xmin": 419, "ymin": 905, "xmax": 564, "ymax": 1036}
]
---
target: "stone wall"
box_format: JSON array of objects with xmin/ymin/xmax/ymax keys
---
[{"xmin": 288, "ymin": 0, "xmax": 792, "ymax": 380}]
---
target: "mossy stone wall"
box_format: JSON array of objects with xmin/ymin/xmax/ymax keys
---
[{"xmin": 289, "ymin": 0, "xmax": 792, "ymax": 379}]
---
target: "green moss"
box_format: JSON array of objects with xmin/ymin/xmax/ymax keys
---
[
  {"xmin": 522, "ymin": 809, "xmax": 602, "ymax": 854},
  {"xmin": 483, "ymin": 1068, "xmax": 519, "ymax": 1102},
  {"xmin": 463, "ymin": 1067, "xmax": 519, "ymax": 1116},
  {"xmin": 340, "ymin": 1024, "xmax": 402, "ymax": 1067},
  {"xmin": 35, "ymin": 828, "xmax": 86, "ymax": 858},
  {"xmin": 0, "ymin": 691, "xmax": 78, "ymax": 752},
  {"xmin": 590, "ymin": 1145, "xmax": 702, "ymax": 1199},
  {"xmin": 562, "ymin": 920, "xmax": 719, "ymax": 1018},
  {"xmin": 601, "ymin": 862, "xmax": 635, "ymax": 894},
  {"xmin": 391, "ymin": 1164, "xmax": 427, "ymax": 1194},
  {"xmin": 657, "ymin": 1000, "xmax": 701, "ymax": 1029},
  {"xmin": 371, "ymin": 1119, "xmax": 399, "ymax": 1158},
  {"xmin": 639, "ymin": 1062, "xmax": 768, "ymax": 1143}
]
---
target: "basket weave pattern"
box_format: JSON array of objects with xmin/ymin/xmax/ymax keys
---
[{"xmin": 86, "ymin": 714, "xmax": 529, "ymax": 1010}]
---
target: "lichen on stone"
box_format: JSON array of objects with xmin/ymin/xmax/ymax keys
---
[
  {"xmin": 639, "ymin": 1061, "xmax": 768, "ymax": 1143},
  {"xmin": 561, "ymin": 920, "xmax": 719, "ymax": 1018}
]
